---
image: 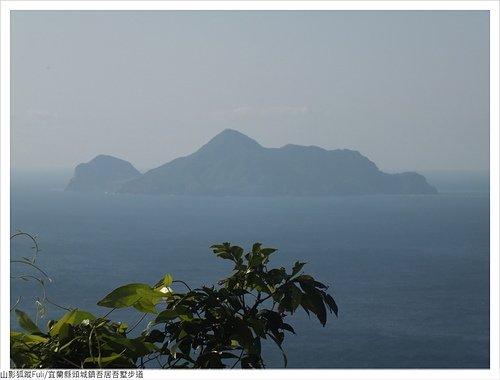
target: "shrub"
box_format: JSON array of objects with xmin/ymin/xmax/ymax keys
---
[{"xmin": 11, "ymin": 242, "xmax": 337, "ymax": 369}]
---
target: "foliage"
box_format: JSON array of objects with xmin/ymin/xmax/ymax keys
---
[
  {"xmin": 10, "ymin": 231, "xmax": 53, "ymax": 322},
  {"xmin": 11, "ymin": 242, "xmax": 337, "ymax": 369},
  {"xmin": 11, "ymin": 309, "xmax": 154, "ymax": 368}
]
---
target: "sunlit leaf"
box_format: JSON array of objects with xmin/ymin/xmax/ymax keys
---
[
  {"xmin": 10, "ymin": 331, "xmax": 48, "ymax": 344},
  {"xmin": 15, "ymin": 309, "xmax": 41, "ymax": 334},
  {"xmin": 49, "ymin": 309, "xmax": 96, "ymax": 337},
  {"xmin": 83, "ymin": 354, "xmax": 124, "ymax": 366},
  {"xmin": 97, "ymin": 283, "xmax": 160, "ymax": 313},
  {"xmin": 154, "ymin": 274, "xmax": 173, "ymax": 289}
]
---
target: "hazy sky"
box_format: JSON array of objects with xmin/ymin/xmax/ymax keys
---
[{"xmin": 10, "ymin": 10, "xmax": 490, "ymax": 172}]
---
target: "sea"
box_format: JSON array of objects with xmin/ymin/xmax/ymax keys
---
[{"xmin": 10, "ymin": 170, "xmax": 490, "ymax": 368}]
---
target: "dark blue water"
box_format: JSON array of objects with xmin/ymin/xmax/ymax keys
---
[{"xmin": 10, "ymin": 172, "xmax": 490, "ymax": 368}]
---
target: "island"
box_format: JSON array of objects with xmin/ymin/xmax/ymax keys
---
[
  {"xmin": 65, "ymin": 154, "xmax": 141, "ymax": 193},
  {"xmin": 66, "ymin": 129, "xmax": 437, "ymax": 196}
]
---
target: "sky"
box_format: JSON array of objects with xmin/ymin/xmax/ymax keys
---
[{"xmin": 10, "ymin": 10, "xmax": 490, "ymax": 172}]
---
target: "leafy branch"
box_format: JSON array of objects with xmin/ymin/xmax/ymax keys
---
[{"xmin": 11, "ymin": 241, "xmax": 338, "ymax": 369}]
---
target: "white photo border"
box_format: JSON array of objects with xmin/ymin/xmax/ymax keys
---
[{"xmin": 1, "ymin": 1, "xmax": 498, "ymax": 379}]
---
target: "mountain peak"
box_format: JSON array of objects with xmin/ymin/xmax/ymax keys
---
[
  {"xmin": 214, "ymin": 129, "xmax": 260, "ymax": 144},
  {"xmin": 92, "ymin": 154, "xmax": 120, "ymax": 161},
  {"xmin": 196, "ymin": 129, "xmax": 262, "ymax": 154},
  {"xmin": 66, "ymin": 155, "xmax": 141, "ymax": 192}
]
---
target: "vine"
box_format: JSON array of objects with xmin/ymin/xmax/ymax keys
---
[{"xmin": 11, "ymin": 238, "xmax": 338, "ymax": 369}]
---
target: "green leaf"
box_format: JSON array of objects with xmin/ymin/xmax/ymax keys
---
[
  {"xmin": 154, "ymin": 306, "xmax": 190, "ymax": 324},
  {"xmin": 249, "ymin": 318, "xmax": 266, "ymax": 339},
  {"xmin": 58, "ymin": 337, "xmax": 78, "ymax": 352},
  {"xmin": 216, "ymin": 251, "xmax": 233, "ymax": 260},
  {"xmin": 49, "ymin": 309, "xmax": 96, "ymax": 337},
  {"xmin": 115, "ymin": 322, "xmax": 128, "ymax": 334},
  {"xmin": 252, "ymin": 243, "xmax": 262, "ymax": 254},
  {"xmin": 289, "ymin": 284, "xmax": 302, "ymax": 313},
  {"xmin": 134, "ymin": 296, "xmax": 158, "ymax": 314},
  {"xmin": 249, "ymin": 254, "xmax": 265, "ymax": 268},
  {"xmin": 305, "ymin": 290, "xmax": 327, "ymax": 326},
  {"xmin": 211, "ymin": 242, "xmax": 231, "ymax": 252},
  {"xmin": 300, "ymin": 296, "xmax": 313, "ymax": 316},
  {"xmin": 213, "ymin": 243, "xmax": 243, "ymax": 262},
  {"xmin": 98, "ymin": 283, "xmax": 148, "ymax": 307},
  {"xmin": 278, "ymin": 283, "xmax": 302, "ymax": 314},
  {"xmin": 231, "ymin": 246, "xmax": 244, "ymax": 260},
  {"xmin": 278, "ymin": 292, "xmax": 292, "ymax": 314},
  {"xmin": 83, "ymin": 354, "xmax": 124, "ymax": 367},
  {"xmin": 246, "ymin": 272, "xmax": 271, "ymax": 293},
  {"xmin": 15, "ymin": 309, "xmax": 41, "ymax": 334},
  {"xmin": 145, "ymin": 329, "xmax": 165, "ymax": 343},
  {"xmin": 297, "ymin": 276, "xmax": 317, "ymax": 294},
  {"xmin": 324, "ymin": 293, "xmax": 338, "ymax": 317},
  {"xmin": 281, "ymin": 323, "xmax": 296, "ymax": 334},
  {"xmin": 196, "ymin": 352, "xmax": 224, "ymax": 368},
  {"xmin": 103, "ymin": 336, "xmax": 155, "ymax": 361},
  {"xmin": 178, "ymin": 329, "xmax": 188, "ymax": 340},
  {"xmin": 230, "ymin": 339, "xmax": 239, "ymax": 348},
  {"xmin": 154, "ymin": 274, "xmax": 173, "ymax": 289},
  {"xmin": 232, "ymin": 318, "xmax": 254, "ymax": 349},
  {"xmin": 57, "ymin": 323, "xmax": 74, "ymax": 342},
  {"xmin": 295, "ymin": 274, "xmax": 314, "ymax": 283},
  {"xmin": 164, "ymin": 273, "xmax": 173, "ymax": 287},
  {"xmin": 297, "ymin": 277, "xmax": 331, "ymax": 325},
  {"xmin": 249, "ymin": 336, "xmax": 262, "ymax": 356},
  {"xmin": 291, "ymin": 261, "xmax": 306, "ymax": 277},
  {"xmin": 10, "ymin": 331, "xmax": 48, "ymax": 344},
  {"xmin": 260, "ymin": 248, "xmax": 277, "ymax": 256},
  {"xmin": 127, "ymin": 337, "xmax": 157, "ymax": 357},
  {"xmin": 313, "ymin": 280, "xmax": 328, "ymax": 289},
  {"xmin": 272, "ymin": 287, "xmax": 285, "ymax": 303},
  {"xmin": 263, "ymin": 310, "xmax": 283, "ymax": 333},
  {"xmin": 97, "ymin": 283, "xmax": 160, "ymax": 313},
  {"xmin": 266, "ymin": 268, "xmax": 287, "ymax": 286},
  {"xmin": 178, "ymin": 338, "xmax": 193, "ymax": 357}
]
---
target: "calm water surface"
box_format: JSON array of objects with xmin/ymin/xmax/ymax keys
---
[{"xmin": 10, "ymin": 171, "xmax": 490, "ymax": 368}]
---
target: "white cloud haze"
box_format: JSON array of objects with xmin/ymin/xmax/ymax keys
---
[{"xmin": 10, "ymin": 11, "xmax": 490, "ymax": 172}]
